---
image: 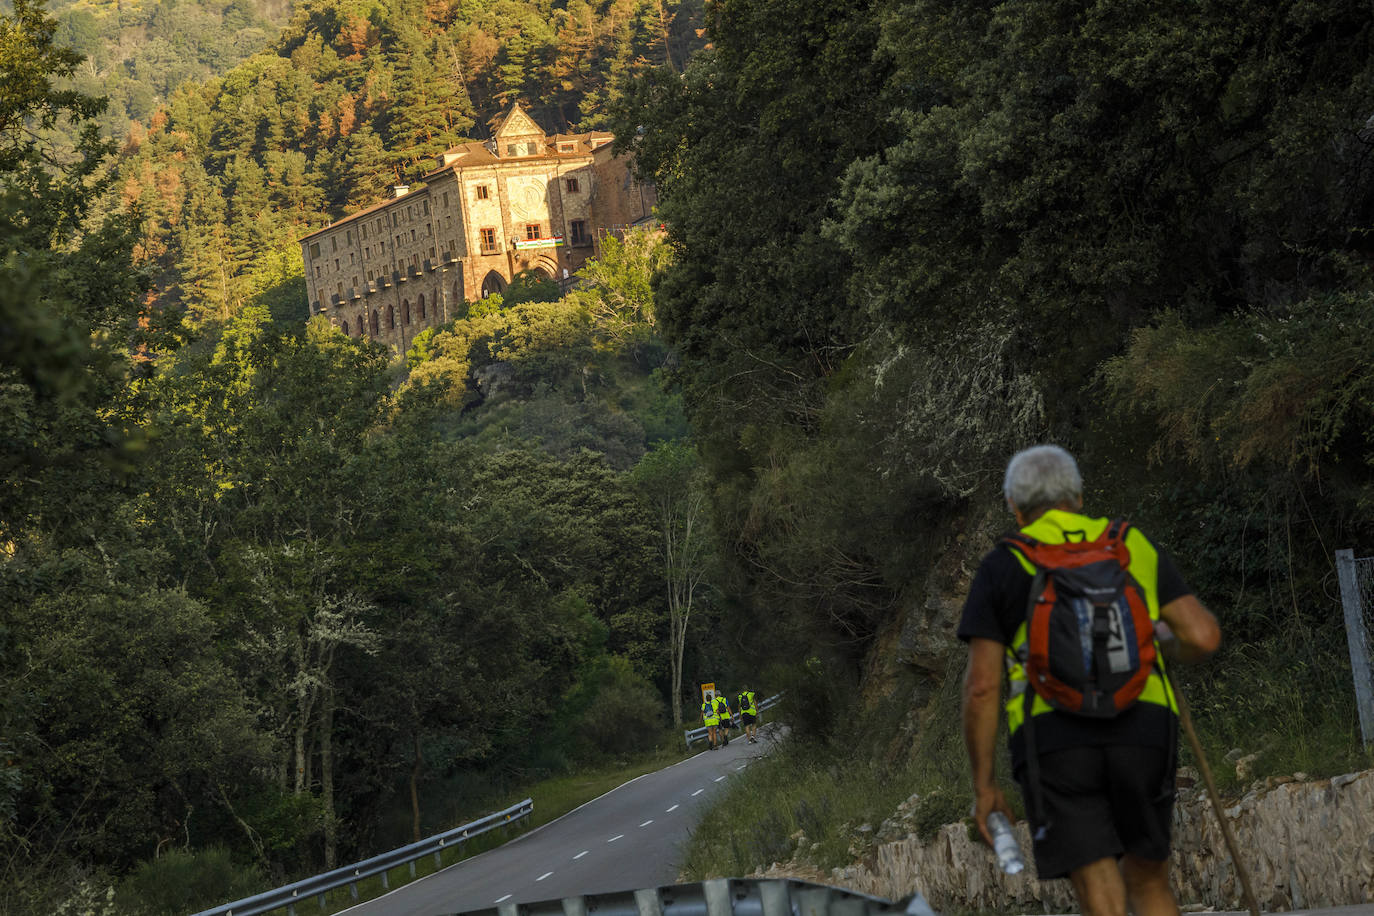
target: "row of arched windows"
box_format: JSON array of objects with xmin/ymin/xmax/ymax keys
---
[
  {"xmin": 338, "ymin": 292, "xmax": 435, "ymax": 339},
  {"xmin": 335, "ymin": 277, "xmax": 469, "ymax": 340}
]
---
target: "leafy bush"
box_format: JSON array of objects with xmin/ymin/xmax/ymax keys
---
[
  {"xmin": 115, "ymin": 848, "xmax": 263, "ymax": 916},
  {"xmin": 569, "ymin": 656, "xmax": 667, "ymax": 760}
]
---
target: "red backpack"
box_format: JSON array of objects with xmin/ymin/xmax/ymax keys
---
[{"xmin": 1001, "ymin": 520, "xmax": 1155, "ymax": 717}]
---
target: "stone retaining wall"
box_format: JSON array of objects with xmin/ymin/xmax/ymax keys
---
[{"xmin": 754, "ymin": 770, "xmax": 1374, "ymax": 912}]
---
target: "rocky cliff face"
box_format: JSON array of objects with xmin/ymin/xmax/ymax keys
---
[{"xmin": 754, "ymin": 770, "xmax": 1374, "ymax": 911}]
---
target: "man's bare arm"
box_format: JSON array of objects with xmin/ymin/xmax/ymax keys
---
[
  {"xmin": 1157, "ymin": 594, "xmax": 1221, "ymax": 663},
  {"xmin": 963, "ymin": 637, "xmax": 1012, "ymax": 844}
]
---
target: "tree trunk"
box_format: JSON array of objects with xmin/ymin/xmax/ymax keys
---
[
  {"xmin": 411, "ymin": 731, "xmax": 423, "ymax": 842},
  {"xmin": 321, "ymin": 685, "xmax": 337, "ymax": 869}
]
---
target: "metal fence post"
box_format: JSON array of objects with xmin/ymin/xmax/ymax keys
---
[{"xmin": 1335, "ymin": 549, "xmax": 1374, "ymax": 748}]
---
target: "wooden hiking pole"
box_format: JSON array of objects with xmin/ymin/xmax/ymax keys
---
[{"xmin": 1171, "ymin": 682, "xmax": 1262, "ymax": 916}]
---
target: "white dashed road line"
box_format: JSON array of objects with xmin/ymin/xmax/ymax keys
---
[
  {"xmin": 574, "ymin": 850, "xmax": 589, "ymax": 860},
  {"xmin": 496, "ymin": 895, "xmax": 513, "ymax": 904},
  {"xmin": 714, "ymin": 776, "xmax": 726, "ymax": 782},
  {"xmin": 691, "ymin": 789, "xmax": 704, "ymax": 796},
  {"xmin": 608, "ymin": 834, "xmax": 625, "ymax": 842},
  {"xmin": 666, "ymin": 804, "xmax": 679, "ymax": 813},
  {"xmin": 537, "ymin": 872, "xmax": 553, "ymax": 882},
  {"xmin": 639, "ymin": 819, "xmax": 654, "ymax": 827}
]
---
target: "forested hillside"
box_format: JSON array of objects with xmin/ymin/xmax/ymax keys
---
[
  {"xmin": 50, "ymin": 0, "xmax": 291, "ymax": 138},
  {"xmin": 8, "ymin": 0, "xmax": 1374, "ymax": 911},
  {"xmin": 2, "ymin": 0, "xmax": 714, "ymax": 911},
  {"xmin": 613, "ymin": 0, "xmax": 1374, "ymax": 781}
]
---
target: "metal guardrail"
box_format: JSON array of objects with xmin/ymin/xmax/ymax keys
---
[
  {"xmin": 191, "ymin": 798, "xmax": 534, "ymax": 916},
  {"xmin": 449, "ymin": 877, "xmax": 938, "ymax": 916},
  {"xmin": 683, "ymin": 693, "xmax": 782, "ymax": 748}
]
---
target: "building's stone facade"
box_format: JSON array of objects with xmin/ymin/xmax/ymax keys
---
[{"xmin": 300, "ymin": 104, "xmax": 657, "ymax": 351}]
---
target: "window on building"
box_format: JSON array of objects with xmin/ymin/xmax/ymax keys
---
[
  {"xmin": 476, "ymin": 185, "xmax": 490, "ymax": 200},
  {"xmin": 423, "ymin": 200, "xmax": 429, "ymax": 215},
  {"xmin": 559, "ymin": 143, "xmax": 574, "ymax": 154},
  {"xmin": 346, "ymin": 230, "xmax": 352, "ymax": 244},
  {"xmin": 349, "ymin": 252, "xmax": 355, "ymax": 264},
  {"xmin": 506, "ymin": 144, "xmax": 516, "ymax": 156},
  {"xmin": 407, "ymin": 205, "xmax": 413, "ymax": 219},
  {"xmin": 570, "ymin": 219, "xmax": 589, "ymax": 246},
  {"xmin": 334, "ymin": 259, "xmax": 340, "ymax": 270},
  {"xmin": 314, "ymin": 266, "xmax": 321, "ymax": 278},
  {"xmin": 352, "ymin": 276, "xmax": 359, "ymax": 289},
  {"xmin": 367, "ymin": 270, "xmax": 373, "ymax": 281},
  {"xmin": 565, "ymin": 177, "xmax": 580, "ymax": 193},
  {"xmin": 480, "ymin": 227, "xmax": 497, "ymax": 252},
  {"xmin": 392, "ymin": 213, "xmax": 399, "ymax": 227},
  {"xmin": 370, "ymin": 310, "xmax": 379, "ymax": 335},
  {"xmin": 443, "ymin": 192, "xmax": 449, "ymax": 207},
  {"xmin": 429, "ymin": 247, "xmax": 436, "ymax": 260},
  {"xmin": 362, "ymin": 225, "xmax": 368, "ymax": 240},
  {"xmin": 310, "ymin": 242, "xmax": 320, "ymax": 258},
  {"xmin": 358, "ymin": 313, "xmax": 365, "ymax": 335},
  {"xmin": 387, "ymin": 305, "xmax": 395, "ymax": 329},
  {"xmin": 524, "ymin": 224, "xmax": 540, "ymax": 240},
  {"xmin": 419, "ymin": 294, "xmax": 426, "ymax": 319},
  {"xmin": 411, "ymin": 229, "xmax": 416, "ymax": 242},
  {"xmin": 426, "ymin": 224, "xmax": 432, "ymax": 236},
  {"xmin": 403, "ymin": 300, "xmax": 411, "ymax": 324},
  {"xmin": 331, "ymin": 237, "xmax": 337, "ymax": 252},
  {"xmin": 342, "ymin": 319, "xmax": 350, "ymax": 335},
  {"xmin": 336, "ymin": 283, "xmax": 343, "ymax": 297}
]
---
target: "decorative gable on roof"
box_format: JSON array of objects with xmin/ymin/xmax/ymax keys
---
[{"xmin": 493, "ymin": 105, "xmax": 542, "ymax": 138}]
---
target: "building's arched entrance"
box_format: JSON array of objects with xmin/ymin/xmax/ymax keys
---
[
  {"xmin": 419, "ymin": 293, "xmax": 427, "ymax": 319},
  {"xmin": 341, "ymin": 319, "xmax": 350, "ymax": 335},
  {"xmin": 481, "ymin": 270, "xmax": 507, "ymax": 298},
  {"xmin": 370, "ymin": 309, "xmax": 379, "ymax": 336},
  {"xmin": 387, "ymin": 305, "xmax": 395, "ymax": 329},
  {"xmin": 403, "ymin": 300, "xmax": 411, "ymax": 325}
]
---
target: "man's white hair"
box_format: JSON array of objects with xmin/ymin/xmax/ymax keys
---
[{"xmin": 1003, "ymin": 444, "xmax": 1082, "ymax": 516}]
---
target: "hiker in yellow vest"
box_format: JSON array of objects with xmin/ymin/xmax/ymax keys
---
[
  {"xmin": 737, "ymin": 688, "xmax": 759, "ymax": 743},
  {"xmin": 713, "ymin": 692, "xmax": 733, "ymax": 745},
  {"xmin": 702, "ymin": 692, "xmax": 720, "ymax": 749},
  {"xmin": 960, "ymin": 445, "xmax": 1220, "ymax": 916}
]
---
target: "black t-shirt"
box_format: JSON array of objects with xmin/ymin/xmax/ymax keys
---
[{"xmin": 957, "ymin": 532, "xmax": 1191, "ymax": 770}]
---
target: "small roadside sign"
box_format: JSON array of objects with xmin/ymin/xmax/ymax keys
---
[{"xmin": 700, "ymin": 682, "xmax": 715, "ymax": 703}]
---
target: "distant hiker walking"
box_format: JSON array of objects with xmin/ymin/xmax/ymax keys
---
[
  {"xmin": 713, "ymin": 692, "xmax": 733, "ymax": 745},
  {"xmin": 737, "ymin": 688, "xmax": 759, "ymax": 743},
  {"xmin": 959, "ymin": 444, "xmax": 1221, "ymax": 916},
  {"xmin": 702, "ymin": 691, "xmax": 720, "ymax": 749}
]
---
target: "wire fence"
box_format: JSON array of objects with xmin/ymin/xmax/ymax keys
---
[{"xmin": 1335, "ymin": 549, "xmax": 1374, "ymax": 748}]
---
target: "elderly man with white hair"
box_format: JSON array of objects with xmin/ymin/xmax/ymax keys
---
[{"xmin": 959, "ymin": 445, "xmax": 1221, "ymax": 916}]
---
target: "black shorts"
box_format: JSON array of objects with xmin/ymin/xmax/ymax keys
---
[
  {"xmin": 740, "ymin": 713, "xmax": 756, "ymax": 725},
  {"xmin": 1014, "ymin": 745, "xmax": 1174, "ymax": 880}
]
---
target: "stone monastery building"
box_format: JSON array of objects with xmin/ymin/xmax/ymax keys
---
[{"xmin": 300, "ymin": 104, "xmax": 657, "ymax": 351}]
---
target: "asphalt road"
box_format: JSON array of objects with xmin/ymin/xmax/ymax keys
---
[{"xmin": 341, "ymin": 729, "xmax": 775, "ymax": 916}]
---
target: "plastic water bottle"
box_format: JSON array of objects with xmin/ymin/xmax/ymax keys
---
[{"xmin": 986, "ymin": 812, "xmax": 1026, "ymax": 875}]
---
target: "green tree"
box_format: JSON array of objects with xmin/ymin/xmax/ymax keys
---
[{"xmin": 630, "ymin": 442, "xmax": 713, "ymax": 728}]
